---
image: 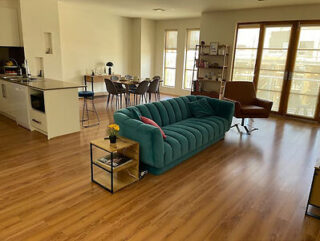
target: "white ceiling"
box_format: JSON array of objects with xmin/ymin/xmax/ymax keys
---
[{"xmin": 62, "ymin": 0, "xmax": 320, "ymax": 19}]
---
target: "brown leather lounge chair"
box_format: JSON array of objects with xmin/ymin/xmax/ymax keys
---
[{"xmin": 224, "ymin": 81, "xmax": 273, "ymax": 135}]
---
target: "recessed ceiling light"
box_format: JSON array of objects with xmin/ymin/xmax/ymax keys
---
[
  {"xmin": 153, "ymin": 8, "xmax": 165, "ymax": 12},
  {"xmin": 257, "ymin": 0, "xmax": 265, "ymax": 1}
]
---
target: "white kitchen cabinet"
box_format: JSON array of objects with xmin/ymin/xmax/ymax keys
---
[
  {"xmin": 0, "ymin": 81, "xmax": 31, "ymax": 129},
  {"xmin": 11, "ymin": 84, "xmax": 31, "ymax": 129},
  {"xmin": 6, "ymin": 81, "xmax": 17, "ymax": 118},
  {"xmin": 1, "ymin": 77, "xmax": 82, "ymax": 139},
  {"xmin": 0, "ymin": 8, "xmax": 21, "ymax": 46},
  {"xmin": 0, "ymin": 80, "xmax": 4, "ymax": 112},
  {"xmin": 0, "ymin": 80, "xmax": 12, "ymax": 117}
]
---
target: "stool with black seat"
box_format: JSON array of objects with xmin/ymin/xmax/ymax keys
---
[{"xmin": 79, "ymin": 90, "xmax": 100, "ymax": 128}]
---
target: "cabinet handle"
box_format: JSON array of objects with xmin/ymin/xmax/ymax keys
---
[
  {"xmin": 32, "ymin": 119, "xmax": 41, "ymax": 124},
  {"xmin": 1, "ymin": 84, "xmax": 6, "ymax": 98}
]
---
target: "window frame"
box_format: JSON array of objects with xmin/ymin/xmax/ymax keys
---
[
  {"xmin": 231, "ymin": 24, "xmax": 261, "ymax": 83},
  {"xmin": 163, "ymin": 29, "xmax": 178, "ymax": 87},
  {"xmin": 231, "ymin": 20, "xmax": 320, "ymax": 122},
  {"xmin": 183, "ymin": 28, "xmax": 200, "ymax": 90}
]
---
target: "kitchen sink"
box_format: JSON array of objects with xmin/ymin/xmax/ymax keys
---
[{"xmin": 2, "ymin": 76, "xmax": 37, "ymax": 82}]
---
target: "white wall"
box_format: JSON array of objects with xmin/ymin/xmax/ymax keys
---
[
  {"xmin": 200, "ymin": 4, "xmax": 320, "ymax": 80},
  {"xmin": 131, "ymin": 18, "xmax": 142, "ymax": 77},
  {"xmin": 58, "ymin": 1, "xmax": 134, "ymax": 92},
  {"xmin": 154, "ymin": 18, "xmax": 200, "ymax": 96},
  {"xmin": 20, "ymin": 0, "xmax": 63, "ymax": 80},
  {"xmin": 140, "ymin": 19, "xmax": 156, "ymax": 79},
  {"xmin": 130, "ymin": 18, "xmax": 156, "ymax": 79}
]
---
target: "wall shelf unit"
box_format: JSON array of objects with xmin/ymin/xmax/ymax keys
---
[{"xmin": 191, "ymin": 43, "xmax": 229, "ymax": 99}]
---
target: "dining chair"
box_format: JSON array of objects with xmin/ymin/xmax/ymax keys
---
[
  {"xmin": 105, "ymin": 79, "xmax": 122, "ymax": 109},
  {"xmin": 125, "ymin": 75, "xmax": 137, "ymax": 93},
  {"xmin": 152, "ymin": 76, "xmax": 161, "ymax": 100},
  {"xmin": 111, "ymin": 75, "xmax": 126, "ymax": 94},
  {"xmin": 147, "ymin": 78, "xmax": 160, "ymax": 103},
  {"xmin": 130, "ymin": 80, "xmax": 149, "ymax": 105},
  {"xmin": 125, "ymin": 75, "xmax": 133, "ymax": 80}
]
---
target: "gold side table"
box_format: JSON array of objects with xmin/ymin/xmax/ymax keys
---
[{"xmin": 90, "ymin": 136, "xmax": 139, "ymax": 193}]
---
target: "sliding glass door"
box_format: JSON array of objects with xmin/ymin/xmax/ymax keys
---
[
  {"xmin": 287, "ymin": 26, "xmax": 320, "ymax": 118},
  {"xmin": 232, "ymin": 21, "xmax": 320, "ymax": 121},
  {"xmin": 256, "ymin": 26, "xmax": 292, "ymax": 111}
]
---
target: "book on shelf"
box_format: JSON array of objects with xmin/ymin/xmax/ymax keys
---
[{"xmin": 97, "ymin": 153, "xmax": 131, "ymax": 168}]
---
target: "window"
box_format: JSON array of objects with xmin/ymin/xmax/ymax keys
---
[
  {"xmin": 287, "ymin": 26, "xmax": 320, "ymax": 117},
  {"xmin": 183, "ymin": 29, "xmax": 200, "ymax": 89},
  {"xmin": 163, "ymin": 30, "xmax": 178, "ymax": 87},
  {"xmin": 231, "ymin": 21, "xmax": 320, "ymax": 121},
  {"xmin": 232, "ymin": 27, "xmax": 260, "ymax": 82},
  {"xmin": 256, "ymin": 26, "xmax": 291, "ymax": 111}
]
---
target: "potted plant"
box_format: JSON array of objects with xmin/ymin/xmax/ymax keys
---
[{"xmin": 107, "ymin": 124, "xmax": 120, "ymax": 143}]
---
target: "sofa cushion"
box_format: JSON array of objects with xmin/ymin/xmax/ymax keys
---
[
  {"xmin": 161, "ymin": 116, "xmax": 227, "ymax": 164},
  {"xmin": 130, "ymin": 108, "xmax": 141, "ymax": 120},
  {"xmin": 188, "ymin": 98, "xmax": 215, "ymax": 118},
  {"xmin": 141, "ymin": 116, "xmax": 167, "ymax": 139}
]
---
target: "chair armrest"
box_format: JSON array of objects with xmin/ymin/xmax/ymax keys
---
[
  {"xmin": 223, "ymin": 97, "xmax": 242, "ymax": 118},
  {"xmin": 254, "ymin": 98, "xmax": 273, "ymax": 111},
  {"xmin": 114, "ymin": 112, "xmax": 164, "ymax": 168},
  {"xmin": 206, "ymin": 97, "xmax": 235, "ymax": 128}
]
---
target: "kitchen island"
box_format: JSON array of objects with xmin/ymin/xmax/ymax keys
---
[{"xmin": 0, "ymin": 75, "xmax": 84, "ymax": 139}]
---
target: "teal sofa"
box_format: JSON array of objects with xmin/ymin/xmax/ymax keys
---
[{"xmin": 114, "ymin": 96, "xmax": 234, "ymax": 175}]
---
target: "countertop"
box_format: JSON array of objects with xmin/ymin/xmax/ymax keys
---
[{"xmin": 0, "ymin": 75, "xmax": 85, "ymax": 91}]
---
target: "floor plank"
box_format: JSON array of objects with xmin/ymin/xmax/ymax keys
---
[{"xmin": 0, "ymin": 94, "xmax": 320, "ymax": 241}]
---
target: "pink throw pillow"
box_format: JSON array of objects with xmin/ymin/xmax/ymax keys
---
[{"xmin": 140, "ymin": 116, "xmax": 167, "ymax": 139}]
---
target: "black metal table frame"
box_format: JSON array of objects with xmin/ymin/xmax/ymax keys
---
[{"xmin": 90, "ymin": 143, "xmax": 115, "ymax": 193}]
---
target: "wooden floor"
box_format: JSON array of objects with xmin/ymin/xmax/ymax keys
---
[{"xmin": 1, "ymin": 95, "xmax": 320, "ymax": 241}]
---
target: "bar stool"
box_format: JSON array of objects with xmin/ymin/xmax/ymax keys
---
[{"xmin": 79, "ymin": 90, "xmax": 100, "ymax": 128}]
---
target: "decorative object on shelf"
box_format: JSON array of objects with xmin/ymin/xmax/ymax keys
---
[
  {"xmin": 106, "ymin": 62, "xmax": 113, "ymax": 75},
  {"xmin": 107, "ymin": 123, "xmax": 120, "ymax": 144},
  {"xmin": 209, "ymin": 42, "xmax": 219, "ymax": 55},
  {"xmin": 2, "ymin": 58, "xmax": 19, "ymax": 76},
  {"xmin": 218, "ymin": 45, "xmax": 226, "ymax": 56}
]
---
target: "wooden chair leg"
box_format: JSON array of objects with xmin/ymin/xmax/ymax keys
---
[{"xmin": 116, "ymin": 95, "xmax": 119, "ymax": 110}]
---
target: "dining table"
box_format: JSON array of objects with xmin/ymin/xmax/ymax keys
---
[
  {"xmin": 111, "ymin": 79, "xmax": 139, "ymax": 107},
  {"xmin": 111, "ymin": 78, "xmax": 163, "ymax": 107},
  {"xmin": 84, "ymin": 74, "xmax": 121, "ymax": 93}
]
